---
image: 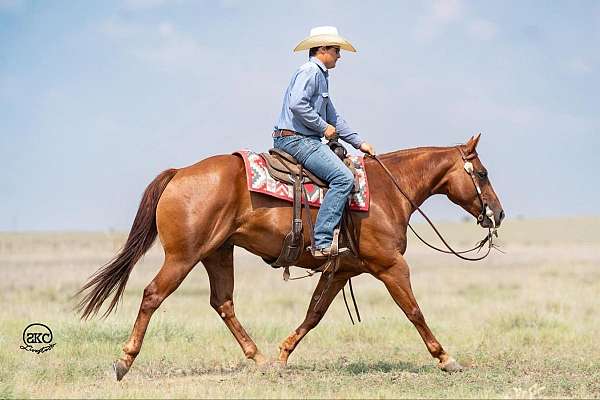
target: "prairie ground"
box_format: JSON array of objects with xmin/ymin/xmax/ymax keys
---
[{"xmin": 0, "ymin": 217, "xmax": 599, "ymax": 398}]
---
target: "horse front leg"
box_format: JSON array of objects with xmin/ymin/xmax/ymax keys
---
[
  {"xmin": 278, "ymin": 271, "xmax": 354, "ymax": 365},
  {"xmin": 373, "ymin": 256, "xmax": 463, "ymax": 372}
]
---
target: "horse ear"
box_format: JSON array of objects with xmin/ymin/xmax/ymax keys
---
[{"xmin": 465, "ymin": 133, "xmax": 481, "ymax": 154}]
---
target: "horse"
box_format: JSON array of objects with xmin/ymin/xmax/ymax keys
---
[{"xmin": 77, "ymin": 133, "xmax": 504, "ymax": 381}]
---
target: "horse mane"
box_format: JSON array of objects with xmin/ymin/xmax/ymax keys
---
[{"xmin": 376, "ymin": 145, "xmax": 458, "ymax": 165}]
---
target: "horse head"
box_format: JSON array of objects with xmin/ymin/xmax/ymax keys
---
[{"xmin": 442, "ymin": 134, "xmax": 505, "ymax": 228}]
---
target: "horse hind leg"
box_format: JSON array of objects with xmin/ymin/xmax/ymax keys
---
[
  {"xmin": 278, "ymin": 271, "xmax": 354, "ymax": 365},
  {"xmin": 114, "ymin": 255, "xmax": 197, "ymax": 381},
  {"xmin": 203, "ymin": 244, "xmax": 268, "ymax": 366}
]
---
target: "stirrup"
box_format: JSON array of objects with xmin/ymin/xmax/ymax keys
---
[
  {"xmin": 309, "ymin": 228, "xmax": 349, "ymax": 259},
  {"xmin": 309, "ymin": 246, "xmax": 350, "ymax": 260}
]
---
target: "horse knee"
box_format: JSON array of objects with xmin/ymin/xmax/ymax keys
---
[
  {"xmin": 304, "ymin": 311, "xmax": 323, "ymax": 329},
  {"xmin": 213, "ymin": 299, "xmax": 235, "ymax": 319}
]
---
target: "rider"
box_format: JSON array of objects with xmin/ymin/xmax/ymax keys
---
[{"xmin": 273, "ymin": 26, "xmax": 375, "ymax": 259}]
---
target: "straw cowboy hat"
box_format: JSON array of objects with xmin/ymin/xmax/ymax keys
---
[{"xmin": 293, "ymin": 26, "xmax": 357, "ymax": 52}]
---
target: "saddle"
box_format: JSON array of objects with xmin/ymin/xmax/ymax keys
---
[
  {"xmin": 262, "ymin": 147, "xmax": 359, "ymax": 192},
  {"xmin": 263, "ymin": 141, "xmax": 360, "ymax": 271},
  {"xmin": 262, "ymin": 148, "xmax": 328, "ymax": 187}
]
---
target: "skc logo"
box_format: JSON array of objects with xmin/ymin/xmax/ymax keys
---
[{"xmin": 20, "ymin": 323, "xmax": 56, "ymax": 354}]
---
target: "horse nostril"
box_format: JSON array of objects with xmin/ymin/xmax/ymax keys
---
[{"xmin": 499, "ymin": 210, "xmax": 505, "ymax": 222}]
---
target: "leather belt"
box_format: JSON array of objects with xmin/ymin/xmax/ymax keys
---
[{"xmin": 272, "ymin": 129, "xmax": 297, "ymax": 138}]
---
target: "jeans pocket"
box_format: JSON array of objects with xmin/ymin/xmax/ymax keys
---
[{"xmin": 274, "ymin": 136, "xmax": 303, "ymax": 159}]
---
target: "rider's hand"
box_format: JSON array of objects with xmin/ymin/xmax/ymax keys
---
[
  {"xmin": 360, "ymin": 142, "xmax": 376, "ymax": 156},
  {"xmin": 324, "ymin": 124, "xmax": 337, "ymax": 140}
]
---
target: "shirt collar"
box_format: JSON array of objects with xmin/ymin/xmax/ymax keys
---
[{"xmin": 310, "ymin": 57, "xmax": 328, "ymax": 77}]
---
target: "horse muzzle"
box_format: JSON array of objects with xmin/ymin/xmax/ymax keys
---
[{"xmin": 480, "ymin": 207, "xmax": 505, "ymax": 228}]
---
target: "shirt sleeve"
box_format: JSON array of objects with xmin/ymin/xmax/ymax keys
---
[
  {"xmin": 288, "ymin": 68, "xmax": 328, "ymax": 133},
  {"xmin": 327, "ymin": 98, "xmax": 365, "ymax": 149}
]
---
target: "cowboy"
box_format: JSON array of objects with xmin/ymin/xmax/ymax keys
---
[{"xmin": 273, "ymin": 26, "xmax": 375, "ymax": 259}]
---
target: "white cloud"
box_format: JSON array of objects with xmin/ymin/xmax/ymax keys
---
[
  {"xmin": 0, "ymin": 0, "xmax": 24, "ymax": 12},
  {"xmin": 415, "ymin": 1, "xmax": 499, "ymax": 43},
  {"xmin": 414, "ymin": 0, "xmax": 464, "ymax": 42},
  {"xmin": 467, "ymin": 18, "xmax": 498, "ymax": 41},
  {"xmin": 432, "ymin": 0, "xmax": 463, "ymax": 22},
  {"xmin": 98, "ymin": 18, "xmax": 210, "ymax": 76},
  {"xmin": 135, "ymin": 26, "xmax": 206, "ymax": 71},
  {"xmin": 98, "ymin": 17, "xmax": 143, "ymax": 38},
  {"xmin": 123, "ymin": 0, "xmax": 169, "ymax": 10},
  {"xmin": 567, "ymin": 58, "xmax": 593, "ymax": 74}
]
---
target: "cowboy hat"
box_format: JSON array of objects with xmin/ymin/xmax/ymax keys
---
[{"xmin": 293, "ymin": 26, "xmax": 357, "ymax": 52}]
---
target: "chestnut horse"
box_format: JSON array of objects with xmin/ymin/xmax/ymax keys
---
[{"xmin": 77, "ymin": 134, "xmax": 504, "ymax": 381}]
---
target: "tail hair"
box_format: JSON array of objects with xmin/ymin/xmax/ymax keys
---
[{"xmin": 75, "ymin": 168, "xmax": 177, "ymax": 319}]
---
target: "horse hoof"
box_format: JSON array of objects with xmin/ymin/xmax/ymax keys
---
[
  {"xmin": 440, "ymin": 357, "xmax": 463, "ymax": 373},
  {"xmin": 252, "ymin": 352, "xmax": 271, "ymax": 368},
  {"xmin": 113, "ymin": 359, "xmax": 129, "ymax": 381}
]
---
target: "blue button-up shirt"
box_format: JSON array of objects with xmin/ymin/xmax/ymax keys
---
[{"xmin": 274, "ymin": 57, "xmax": 365, "ymax": 149}]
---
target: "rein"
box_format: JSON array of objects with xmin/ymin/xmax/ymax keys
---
[
  {"xmin": 286, "ymin": 145, "xmax": 500, "ymax": 327},
  {"xmin": 368, "ymin": 147, "xmax": 498, "ymax": 262}
]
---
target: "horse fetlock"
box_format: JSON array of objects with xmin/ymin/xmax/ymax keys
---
[
  {"xmin": 428, "ymin": 342, "xmax": 444, "ymax": 358},
  {"xmin": 277, "ymin": 332, "xmax": 299, "ymax": 363},
  {"xmin": 241, "ymin": 342, "xmax": 259, "ymax": 359},
  {"xmin": 279, "ymin": 332, "xmax": 298, "ymax": 352},
  {"xmin": 277, "ymin": 349, "xmax": 290, "ymax": 364},
  {"xmin": 122, "ymin": 341, "xmax": 140, "ymax": 357}
]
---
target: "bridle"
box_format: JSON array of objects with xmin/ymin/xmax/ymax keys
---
[
  {"xmin": 288, "ymin": 145, "xmax": 501, "ymax": 326},
  {"xmin": 369, "ymin": 146, "xmax": 500, "ymax": 261},
  {"xmin": 456, "ymin": 146, "xmax": 497, "ymax": 230}
]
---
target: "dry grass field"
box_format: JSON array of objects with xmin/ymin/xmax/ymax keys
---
[{"xmin": 1, "ymin": 217, "xmax": 599, "ymax": 398}]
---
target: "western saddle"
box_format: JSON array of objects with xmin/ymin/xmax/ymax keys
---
[{"xmin": 261, "ymin": 141, "xmax": 359, "ymax": 273}]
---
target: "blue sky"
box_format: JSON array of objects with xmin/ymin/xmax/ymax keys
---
[{"xmin": 1, "ymin": 0, "xmax": 598, "ymax": 230}]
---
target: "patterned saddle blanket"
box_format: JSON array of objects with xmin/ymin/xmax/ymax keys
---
[{"xmin": 234, "ymin": 150, "xmax": 370, "ymax": 211}]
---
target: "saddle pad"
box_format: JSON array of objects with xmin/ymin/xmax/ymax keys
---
[{"xmin": 234, "ymin": 150, "xmax": 369, "ymax": 211}]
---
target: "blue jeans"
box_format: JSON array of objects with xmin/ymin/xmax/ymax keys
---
[{"xmin": 274, "ymin": 135, "xmax": 354, "ymax": 249}]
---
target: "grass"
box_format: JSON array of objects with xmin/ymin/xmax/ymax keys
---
[{"xmin": 0, "ymin": 217, "xmax": 599, "ymax": 398}]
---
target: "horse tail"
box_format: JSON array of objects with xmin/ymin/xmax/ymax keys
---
[{"xmin": 76, "ymin": 168, "xmax": 178, "ymax": 319}]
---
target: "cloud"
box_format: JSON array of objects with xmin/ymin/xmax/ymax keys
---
[
  {"xmin": 415, "ymin": 1, "xmax": 499, "ymax": 43},
  {"xmin": 567, "ymin": 58, "xmax": 593, "ymax": 74},
  {"xmin": 0, "ymin": 0, "xmax": 24, "ymax": 12},
  {"xmin": 432, "ymin": 0, "xmax": 462, "ymax": 22},
  {"xmin": 98, "ymin": 16, "xmax": 144, "ymax": 37},
  {"xmin": 136, "ymin": 22, "xmax": 206, "ymax": 71},
  {"xmin": 414, "ymin": 0, "xmax": 463, "ymax": 42},
  {"xmin": 123, "ymin": 0, "xmax": 170, "ymax": 10},
  {"xmin": 467, "ymin": 18, "xmax": 498, "ymax": 41},
  {"xmin": 98, "ymin": 18, "xmax": 209, "ymax": 76}
]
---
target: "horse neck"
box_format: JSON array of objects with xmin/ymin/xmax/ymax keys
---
[{"xmin": 376, "ymin": 146, "xmax": 457, "ymax": 212}]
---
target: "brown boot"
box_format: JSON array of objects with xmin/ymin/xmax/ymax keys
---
[{"xmin": 310, "ymin": 246, "xmax": 350, "ymax": 259}]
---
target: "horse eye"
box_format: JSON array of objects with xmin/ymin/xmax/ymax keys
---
[{"xmin": 477, "ymin": 170, "xmax": 488, "ymax": 179}]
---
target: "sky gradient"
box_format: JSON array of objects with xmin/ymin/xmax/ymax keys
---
[{"xmin": 1, "ymin": 0, "xmax": 599, "ymax": 230}]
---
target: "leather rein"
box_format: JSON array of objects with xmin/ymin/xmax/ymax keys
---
[{"xmin": 368, "ymin": 146, "xmax": 499, "ymax": 261}]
